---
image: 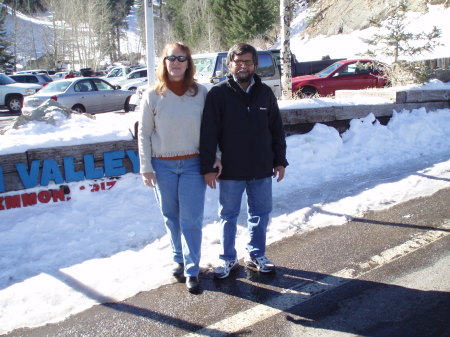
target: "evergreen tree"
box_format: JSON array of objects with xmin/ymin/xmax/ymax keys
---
[
  {"xmin": 165, "ymin": 0, "xmax": 187, "ymax": 42},
  {"xmin": 223, "ymin": 0, "xmax": 277, "ymax": 47},
  {"xmin": 106, "ymin": 0, "xmax": 134, "ymax": 61},
  {"xmin": 3, "ymin": 0, "xmax": 47, "ymax": 14},
  {"xmin": 361, "ymin": 0, "xmax": 441, "ymax": 63},
  {"xmin": 209, "ymin": 0, "xmax": 235, "ymax": 49},
  {"xmin": 0, "ymin": 5, "xmax": 13, "ymax": 71}
]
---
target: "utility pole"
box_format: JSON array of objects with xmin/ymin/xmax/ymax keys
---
[
  {"xmin": 144, "ymin": 0, "xmax": 156, "ymax": 86},
  {"xmin": 280, "ymin": 0, "xmax": 293, "ymax": 99}
]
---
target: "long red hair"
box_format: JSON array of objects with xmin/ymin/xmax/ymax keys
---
[{"xmin": 154, "ymin": 42, "xmax": 198, "ymax": 96}]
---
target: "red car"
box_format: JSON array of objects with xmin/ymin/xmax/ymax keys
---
[{"xmin": 292, "ymin": 59, "xmax": 388, "ymax": 97}]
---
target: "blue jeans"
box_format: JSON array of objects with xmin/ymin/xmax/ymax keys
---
[
  {"xmin": 152, "ymin": 157, "xmax": 206, "ymax": 277},
  {"xmin": 218, "ymin": 177, "xmax": 272, "ymax": 261}
]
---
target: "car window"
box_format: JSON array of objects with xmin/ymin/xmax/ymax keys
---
[
  {"xmin": 92, "ymin": 79, "xmax": 114, "ymax": 91},
  {"xmin": 335, "ymin": 64, "xmax": 356, "ymax": 76},
  {"xmin": 0, "ymin": 73, "xmax": 16, "ymax": 84},
  {"xmin": 257, "ymin": 54, "xmax": 275, "ymax": 77},
  {"xmin": 74, "ymin": 80, "xmax": 94, "ymax": 92},
  {"xmin": 316, "ymin": 62, "xmax": 343, "ymax": 77},
  {"xmin": 214, "ymin": 55, "xmax": 227, "ymax": 76},
  {"xmin": 107, "ymin": 68, "xmax": 120, "ymax": 77},
  {"xmin": 39, "ymin": 80, "xmax": 71, "ymax": 93},
  {"xmin": 40, "ymin": 74, "xmax": 52, "ymax": 82},
  {"xmin": 193, "ymin": 57, "xmax": 216, "ymax": 76}
]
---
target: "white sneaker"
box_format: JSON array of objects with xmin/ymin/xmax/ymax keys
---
[
  {"xmin": 214, "ymin": 259, "xmax": 239, "ymax": 279},
  {"xmin": 244, "ymin": 255, "xmax": 275, "ymax": 273}
]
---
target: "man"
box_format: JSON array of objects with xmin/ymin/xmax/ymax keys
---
[{"xmin": 200, "ymin": 43, "xmax": 288, "ymax": 279}]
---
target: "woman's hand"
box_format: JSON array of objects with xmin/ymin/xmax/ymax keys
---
[
  {"xmin": 142, "ymin": 172, "xmax": 157, "ymax": 187},
  {"xmin": 204, "ymin": 159, "xmax": 222, "ymax": 189}
]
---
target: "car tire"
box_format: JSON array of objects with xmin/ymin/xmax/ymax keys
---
[
  {"xmin": 297, "ymin": 86, "xmax": 317, "ymax": 98},
  {"xmin": 71, "ymin": 104, "xmax": 86, "ymax": 113},
  {"xmin": 124, "ymin": 96, "xmax": 131, "ymax": 113},
  {"xmin": 129, "ymin": 87, "xmax": 137, "ymax": 91},
  {"xmin": 6, "ymin": 95, "xmax": 23, "ymax": 113}
]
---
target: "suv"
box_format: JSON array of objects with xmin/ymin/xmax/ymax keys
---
[
  {"xmin": 128, "ymin": 50, "xmax": 281, "ymax": 112},
  {"xmin": 193, "ymin": 50, "xmax": 281, "ymax": 96},
  {"xmin": 0, "ymin": 73, "xmax": 41, "ymax": 113},
  {"xmin": 9, "ymin": 74, "xmax": 53, "ymax": 88}
]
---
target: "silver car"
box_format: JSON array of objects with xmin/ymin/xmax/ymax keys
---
[{"xmin": 23, "ymin": 77, "xmax": 133, "ymax": 114}]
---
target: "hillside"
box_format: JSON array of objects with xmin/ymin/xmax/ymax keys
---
[
  {"xmin": 302, "ymin": 0, "xmax": 430, "ymax": 37},
  {"xmin": 288, "ymin": 0, "xmax": 449, "ymax": 62},
  {"xmin": 2, "ymin": 0, "xmax": 449, "ymax": 68}
]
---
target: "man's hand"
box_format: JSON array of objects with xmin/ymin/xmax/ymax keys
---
[
  {"xmin": 204, "ymin": 159, "xmax": 222, "ymax": 189},
  {"xmin": 273, "ymin": 166, "xmax": 285, "ymax": 182},
  {"xmin": 142, "ymin": 172, "xmax": 157, "ymax": 187}
]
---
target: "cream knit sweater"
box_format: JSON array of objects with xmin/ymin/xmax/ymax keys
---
[{"xmin": 137, "ymin": 84, "xmax": 208, "ymax": 173}]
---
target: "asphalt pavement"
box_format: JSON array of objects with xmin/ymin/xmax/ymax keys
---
[{"xmin": 4, "ymin": 187, "xmax": 449, "ymax": 337}]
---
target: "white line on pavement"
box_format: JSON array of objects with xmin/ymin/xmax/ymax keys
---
[{"xmin": 185, "ymin": 223, "xmax": 450, "ymax": 337}]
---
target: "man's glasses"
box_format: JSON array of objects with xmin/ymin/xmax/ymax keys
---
[
  {"xmin": 165, "ymin": 55, "xmax": 188, "ymax": 62},
  {"xmin": 232, "ymin": 59, "xmax": 254, "ymax": 66}
]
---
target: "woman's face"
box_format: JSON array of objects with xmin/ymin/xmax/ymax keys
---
[{"xmin": 165, "ymin": 46, "xmax": 188, "ymax": 81}]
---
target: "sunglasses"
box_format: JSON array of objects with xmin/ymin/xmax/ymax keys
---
[{"xmin": 165, "ymin": 55, "xmax": 188, "ymax": 62}]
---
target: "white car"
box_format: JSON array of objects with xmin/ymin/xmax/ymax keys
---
[
  {"xmin": 116, "ymin": 68, "xmax": 147, "ymax": 89},
  {"xmin": 105, "ymin": 66, "xmax": 132, "ymax": 86},
  {"xmin": 0, "ymin": 73, "xmax": 41, "ymax": 112}
]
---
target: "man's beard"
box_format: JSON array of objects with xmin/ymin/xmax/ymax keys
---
[{"xmin": 235, "ymin": 70, "xmax": 253, "ymax": 83}]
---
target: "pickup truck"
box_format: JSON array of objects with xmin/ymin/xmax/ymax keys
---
[{"xmin": 0, "ymin": 73, "xmax": 41, "ymax": 113}]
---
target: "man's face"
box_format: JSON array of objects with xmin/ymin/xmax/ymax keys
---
[{"xmin": 229, "ymin": 52, "xmax": 256, "ymax": 83}]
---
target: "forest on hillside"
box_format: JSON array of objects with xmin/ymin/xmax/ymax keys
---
[
  {"xmin": 0, "ymin": 0, "xmax": 446, "ymax": 72},
  {"xmin": 0, "ymin": 0, "xmax": 282, "ymax": 71}
]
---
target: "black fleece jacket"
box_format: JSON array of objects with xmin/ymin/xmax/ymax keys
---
[{"xmin": 200, "ymin": 74, "xmax": 288, "ymax": 180}]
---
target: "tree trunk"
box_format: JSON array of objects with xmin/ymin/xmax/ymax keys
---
[{"xmin": 280, "ymin": 0, "xmax": 293, "ymax": 99}]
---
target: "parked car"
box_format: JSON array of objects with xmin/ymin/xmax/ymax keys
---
[
  {"xmin": 9, "ymin": 73, "xmax": 53, "ymax": 88},
  {"xmin": 105, "ymin": 66, "xmax": 133, "ymax": 86},
  {"xmin": 122, "ymin": 77, "xmax": 148, "ymax": 91},
  {"xmin": 14, "ymin": 69, "xmax": 50, "ymax": 76},
  {"xmin": 0, "ymin": 73, "xmax": 41, "ymax": 112},
  {"xmin": 23, "ymin": 77, "xmax": 133, "ymax": 114},
  {"xmin": 51, "ymin": 72, "xmax": 69, "ymax": 80},
  {"xmin": 192, "ymin": 50, "xmax": 281, "ymax": 96},
  {"xmin": 292, "ymin": 59, "xmax": 388, "ymax": 98},
  {"xmin": 128, "ymin": 50, "xmax": 282, "ymax": 112},
  {"xmin": 116, "ymin": 68, "xmax": 147, "ymax": 88}
]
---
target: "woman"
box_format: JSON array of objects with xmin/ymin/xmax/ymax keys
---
[{"xmin": 138, "ymin": 42, "xmax": 208, "ymax": 293}]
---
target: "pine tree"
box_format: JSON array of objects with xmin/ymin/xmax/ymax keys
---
[
  {"xmin": 209, "ymin": 0, "xmax": 235, "ymax": 50},
  {"xmin": 361, "ymin": 0, "xmax": 442, "ymax": 63},
  {"xmin": 224, "ymin": 0, "xmax": 277, "ymax": 47},
  {"xmin": 0, "ymin": 6, "xmax": 13, "ymax": 72},
  {"xmin": 165, "ymin": 0, "xmax": 187, "ymax": 42}
]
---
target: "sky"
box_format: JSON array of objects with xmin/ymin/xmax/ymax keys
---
[{"xmin": 1, "ymin": 4, "xmax": 450, "ymax": 335}]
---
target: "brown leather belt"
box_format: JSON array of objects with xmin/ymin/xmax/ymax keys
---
[{"xmin": 157, "ymin": 153, "xmax": 199, "ymax": 161}]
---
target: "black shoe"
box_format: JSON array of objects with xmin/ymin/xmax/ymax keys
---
[
  {"xmin": 172, "ymin": 263, "xmax": 184, "ymax": 277},
  {"xmin": 186, "ymin": 276, "xmax": 200, "ymax": 293}
]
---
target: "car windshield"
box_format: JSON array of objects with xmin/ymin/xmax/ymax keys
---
[
  {"xmin": 193, "ymin": 57, "xmax": 215, "ymax": 76},
  {"xmin": 0, "ymin": 73, "xmax": 17, "ymax": 85},
  {"xmin": 39, "ymin": 80, "xmax": 71, "ymax": 93},
  {"xmin": 315, "ymin": 62, "xmax": 344, "ymax": 78}
]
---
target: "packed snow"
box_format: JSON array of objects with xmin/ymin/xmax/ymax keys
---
[{"xmin": 0, "ymin": 2, "xmax": 449, "ymax": 335}]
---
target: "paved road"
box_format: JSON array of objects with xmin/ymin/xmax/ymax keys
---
[
  {"xmin": 5, "ymin": 188, "xmax": 449, "ymax": 337},
  {"xmin": 0, "ymin": 112, "xmax": 17, "ymax": 131}
]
